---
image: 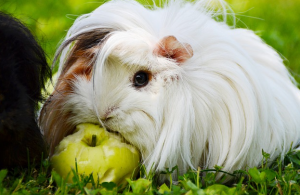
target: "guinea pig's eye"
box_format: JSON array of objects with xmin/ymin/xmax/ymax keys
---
[{"xmin": 133, "ymin": 71, "xmax": 149, "ymax": 88}]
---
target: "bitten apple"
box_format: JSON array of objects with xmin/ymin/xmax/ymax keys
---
[{"xmin": 50, "ymin": 123, "xmax": 140, "ymax": 186}]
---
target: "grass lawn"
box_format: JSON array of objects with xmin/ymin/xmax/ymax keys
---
[
  {"xmin": 1, "ymin": 150, "xmax": 300, "ymax": 194},
  {"xmin": 1, "ymin": 0, "xmax": 300, "ymax": 194}
]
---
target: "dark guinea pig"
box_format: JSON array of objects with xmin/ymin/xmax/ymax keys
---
[{"xmin": 0, "ymin": 12, "xmax": 51, "ymax": 169}]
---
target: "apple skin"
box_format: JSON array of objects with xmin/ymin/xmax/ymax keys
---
[{"xmin": 50, "ymin": 123, "xmax": 140, "ymax": 186}]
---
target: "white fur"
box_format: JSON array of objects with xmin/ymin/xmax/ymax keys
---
[{"xmin": 51, "ymin": 0, "xmax": 300, "ymax": 179}]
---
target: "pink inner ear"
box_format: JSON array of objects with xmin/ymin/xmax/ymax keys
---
[{"xmin": 154, "ymin": 36, "xmax": 193, "ymax": 64}]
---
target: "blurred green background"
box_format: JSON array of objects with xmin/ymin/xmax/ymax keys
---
[{"xmin": 1, "ymin": 0, "xmax": 299, "ymax": 80}]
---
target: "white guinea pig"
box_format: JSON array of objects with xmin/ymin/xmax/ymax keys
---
[{"xmin": 39, "ymin": 0, "xmax": 300, "ymax": 180}]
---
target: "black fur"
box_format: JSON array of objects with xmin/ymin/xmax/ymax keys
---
[{"xmin": 0, "ymin": 12, "xmax": 51, "ymax": 168}]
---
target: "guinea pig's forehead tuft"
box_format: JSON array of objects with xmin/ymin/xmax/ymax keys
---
[
  {"xmin": 93, "ymin": 30, "xmax": 181, "ymax": 74},
  {"xmin": 99, "ymin": 31, "xmax": 152, "ymax": 59}
]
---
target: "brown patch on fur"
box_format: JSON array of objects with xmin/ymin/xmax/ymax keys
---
[
  {"xmin": 154, "ymin": 36, "xmax": 193, "ymax": 64},
  {"xmin": 66, "ymin": 59, "xmax": 93, "ymax": 81},
  {"xmin": 39, "ymin": 29, "xmax": 111, "ymax": 155},
  {"xmin": 39, "ymin": 93, "xmax": 75, "ymax": 155},
  {"xmin": 59, "ymin": 29, "xmax": 110, "ymax": 77}
]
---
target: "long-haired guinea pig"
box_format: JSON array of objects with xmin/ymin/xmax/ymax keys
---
[
  {"xmin": 0, "ymin": 12, "xmax": 51, "ymax": 169},
  {"xmin": 39, "ymin": 0, "xmax": 300, "ymax": 179}
]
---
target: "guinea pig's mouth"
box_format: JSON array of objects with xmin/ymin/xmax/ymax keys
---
[
  {"xmin": 105, "ymin": 126, "xmax": 120, "ymax": 136},
  {"xmin": 102, "ymin": 125, "xmax": 133, "ymax": 146}
]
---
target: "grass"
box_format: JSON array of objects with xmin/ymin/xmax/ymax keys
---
[
  {"xmin": 1, "ymin": 0, "xmax": 300, "ymax": 194},
  {"xmin": 1, "ymin": 149, "xmax": 300, "ymax": 194}
]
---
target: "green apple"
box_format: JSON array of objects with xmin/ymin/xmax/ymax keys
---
[{"xmin": 50, "ymin": 123, "xmax": 140, "ymax": 187}]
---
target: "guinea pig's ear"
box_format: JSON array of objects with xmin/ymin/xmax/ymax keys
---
[
  {"xmin": 154, "ymin": 36, "xmax": 193, "ymax": 64},
  {"xmin": 39, "ymin": 29, "xmax": 111, "ymax": 155}
]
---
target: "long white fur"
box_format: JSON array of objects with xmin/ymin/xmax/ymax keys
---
[{"xmin": 54, "ymin": 0, "xmax": 300, "ymax": 178}]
